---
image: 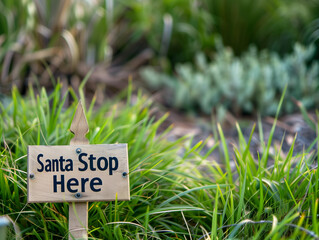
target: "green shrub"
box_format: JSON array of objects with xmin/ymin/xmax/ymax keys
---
[
  {"xmin": 0, "ymin": 0, "xmax": 144, "ymax": 92},
  {"xmin": 142, "ymin": 43, "xmax": 319, "ymax": 116},
  {"xmin": 0, "ymin": 0, "xmax": 34, "ymax": 80},
  {"xmin": 206, "ymin": 0, "xmax": 316, "ymax": 55},
  {"xmin": 122, "ymin": 0, "xmax": 318, "ymax": 66},
  {"xmin": 123, "ymin": 0, "xmax": 215, "ymax": 66}
]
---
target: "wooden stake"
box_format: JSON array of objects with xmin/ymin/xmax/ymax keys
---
[{"xmin": 69, "ymin": 101, "xmax": 89, "ymax": 240}]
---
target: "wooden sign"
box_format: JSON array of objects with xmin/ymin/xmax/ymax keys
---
[
  {"xmin": 27, "ymin": 144, "xmax": 130, "ymax": 203},
  {"xmin": 27, "ymin": 101, "xmax": 130, "ymax": 239}
]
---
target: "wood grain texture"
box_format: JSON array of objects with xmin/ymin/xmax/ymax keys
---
[
  {"xmin": 69, "ymin": 101, "xmax": 89, "ymax": 240},
  {"xmin": 70, "ymin": 101, "xmax": 89, "ymax": 145},
  {"xmin": 27, "ymin": 144, "xmax": 130, "ymax": 202}
]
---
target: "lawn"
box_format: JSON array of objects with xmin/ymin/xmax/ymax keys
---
[{"xmin": 0, "ymin": 83, "xmax": 318, "ymax": 239}]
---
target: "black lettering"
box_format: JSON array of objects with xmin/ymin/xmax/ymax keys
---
[
  {"xmin": 52, "ymin": 159, "xmax": 58, "ymax": 171},
  {"xmin": 37, "ymin": 154, "xmax": 44, "ymax": 172},
  {"xmin": 67, "ymin": 178, "xmax": 79, "ymax": 193},
  {"xmin": 65, "ymin": 159, "xmax": 73, "ymax": 171},
  {"xmin": 45, "ymin": 159, "xmax": 51, "ymax": 172},
  {"xmin": 109, "ymin": 157, "xmax": 118, "ymax": 175},
  {"xmin": 59, "ymin": 156, "xmax": 66, "ymax": 172},
  {"xmin": 81, "ymin": 178, "xmax": 89, "ymax": 192},
  {"xmin": 88, "ymin": 154, "xmax": 96, "ymax": 171},
  {"xmin": 90, "ymin": 177, "xmax": 102, "ymax": 192},
  {"xmin": 97, "ymin": 157, "xmax": 108, "ymax": 171},
  {"xmin": 53, "ymin": 175, "xmax": 65, "ymax": 192},
  {"xmin": 78, "ymin": 153, "xmax": 88, "ymax": 171}
]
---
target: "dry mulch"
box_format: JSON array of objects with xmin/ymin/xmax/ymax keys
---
[{"xmin": 153, "ymin": 107, "xmax": 317, "ymax": 167}]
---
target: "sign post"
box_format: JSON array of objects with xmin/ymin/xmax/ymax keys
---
[
  {"xmin": 27, "ymin": 102, "xmax": 130, "ymax": 239},
  {"xmin": 69, "ymin": 102, "xmax": 89, "ymax": 239}
]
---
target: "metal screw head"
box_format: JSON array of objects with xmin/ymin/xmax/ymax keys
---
[
  {"xmin": 29, "ymin": 174, "xmax": 35, "ymax": 179},
  {"xmin": 122, "ymin": 172, "xmax": 128, "ymax": 178},
  {"xmin": 76, "ymin": 148, "xmax": 81, "ymax": 154},
  {"xmin": 74, "ymin": 193, "xmax": 81, "ymax": 199}
]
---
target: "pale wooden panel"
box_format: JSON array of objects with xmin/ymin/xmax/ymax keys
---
[
  {"xmin": 27, "ymin": 144, "xmax": 130, "ymax": 203},
  {"xmin": 67, "ymin": 101, "xmax": 89, "ymax": 240},
  {"xmin": 69, "ymin": 202, "xmax": 88, "ymax": 240}
]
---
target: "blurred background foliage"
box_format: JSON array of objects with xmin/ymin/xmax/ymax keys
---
[
  {"xmin": 142, "ymin": 43, "xmax": 319, "ymax": 117},
  {"xmin": 207, "ymin": 0, "xmax": 316, "ymax": 55},
  {"xmin": 1, "ymin": 0, "xmax": 319, "ymax": 116}
]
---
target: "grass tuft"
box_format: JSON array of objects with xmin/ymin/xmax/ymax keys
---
[{"xmin": 0, "ymin": 83, "xmax": 319, "ymax": 239}]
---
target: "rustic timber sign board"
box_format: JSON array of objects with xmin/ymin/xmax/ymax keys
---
[{"xmin": 27, "ymin": 144, "xmax": 130, "ymax": 203}]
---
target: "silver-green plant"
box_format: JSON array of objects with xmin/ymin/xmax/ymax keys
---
[{"xmin": 142, "ymin": 43, "xmax": 319, "ymax": 116}]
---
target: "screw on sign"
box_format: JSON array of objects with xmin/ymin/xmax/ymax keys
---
[{"xmin": 27, "ymin": 102, "xmax": 130, "ymax": 239}]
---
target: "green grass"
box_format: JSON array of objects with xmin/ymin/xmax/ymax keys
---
[{"xmin": 1, "ymin": 83, "xmax": 319, "ymax": 239}]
